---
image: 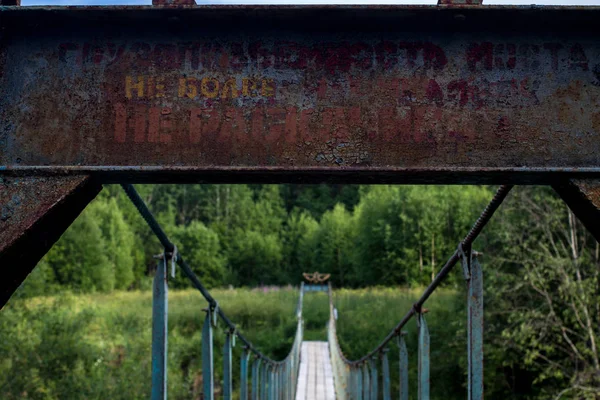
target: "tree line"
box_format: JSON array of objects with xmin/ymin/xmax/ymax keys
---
[{"xmin": 24, "ymin": 184, "xmax": 495, "ymax": 292}]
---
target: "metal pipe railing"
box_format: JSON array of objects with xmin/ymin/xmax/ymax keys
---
[
  {"xmin": 327, "ymin": 185, "xmax": 513, "ymax": 400},
  {"xmin": 122, "ymin": 184, "xmax": 303, "ymax": 400}
]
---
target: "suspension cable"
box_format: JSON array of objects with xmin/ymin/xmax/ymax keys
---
[
  {"xmin": 121, "ymin": 183, "xmax": 302, "ymax": 365},
  {"xmin": 330, "ymin": 184, "xmax": 513, "ymax": 365}
]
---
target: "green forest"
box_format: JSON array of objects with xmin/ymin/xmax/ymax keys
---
[{"xmin": 3, "ymin": 184, "xmax": 600, "ymax": 399}]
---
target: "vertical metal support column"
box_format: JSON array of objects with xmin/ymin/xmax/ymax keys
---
[
  {"xmin": 418, "ymin": 313, "xmax": 430, "ymax": 400},
  {"xmin": 398, "ymin": 334, "xmax": 409, "ymax": 400},
  {"xmin": 285, "ymin": 363, "xmax": 288, "ymax": 400},
  {"xmin": 261, "ymin": 363, "xmax": 268, "ymax": 400},
  {"xmin": 223, "ymin": 332, "xmax": 233, "ymax": 400},
  {"xmin": 281, "ymin": 363, "xmax": 286, "ymax": 400},
  {"xmin": 370, "ymin": 358, "xmax": 378, "ymax": 400},
  {"xmin": 288, "ymin": 362, "xmax": 293, "ymax": 400},
  {"xmin": 463, "ymin": 250, "xmax": 484, "ymax": 400},
  {"xmin": 269, "ymin": 365, "xmax": 275, "ymax": 400},
  {"xmin": 271, "ymin": 364, "xmax": 277, "ymax": 400},
  {"xmin": 202, "ymin": 309, "xmax": 214, "ymax": 400},
  {"xmin": 151, "ymin": 257, "xmax": 168, "ymax": 400},
  {"xmin": 287, "ymin": 362, "xmax": 292, "ymax": 400},
  {"xmin": 252, "ymin": 359, "xmax": 261, "ymax": 400},
  {"xmin": 241, "ymin": 348, "xmax": 250, "ymax": 400},
  {"xmin": 357, "ymin": 365, "xmax": 363, "ymax": 400},
  {"xmin": 382, "ymin": 349, "xmax": 391, "ymax": 400},
  {"xmin": 349, "ymin": 367, "xmax": 356, "ymax": 400},
  {"xmin": 270, "ymin": 365, "xmax": 276, "ymax": 400},
  {"xmin": 276, "ymin": 365, "xmax": 280, "ymax": 400},
  {"xmin": 363, "ymin": 363, "xmax": 370, "ymax": 400},
  {"xmin": 353, "ymin": 365, "xmax": 358, "ymax": 400},
  {"xmin": 280, "ymin": 364, "xmax": 286, "ymax": 400},
  {"xmin": 345, "ymin": 365, "xmax": 351, "ymax": 400}
]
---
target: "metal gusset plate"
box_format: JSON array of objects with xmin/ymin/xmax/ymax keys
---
[
  {"xmin": 0, "ymin": 176, "xmax": 101, "ymax": 307},
  {"xmin": 554, "ymin": 179, "xmax": 600, "ymax": 243}
]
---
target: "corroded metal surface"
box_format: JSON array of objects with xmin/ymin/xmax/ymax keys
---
[
  {"xmin": 438, "ymin": 0, "xmax": 482, "ymax": 5},
  {"xmin": 1, "ymin": 6, "xmax": 600, "ymax": 183},
  {"xmin": 0, "ymin": 176, "xmax": 101, "ymax": 307},
  {"xmin": 553, "ymin": 179, "xmax": 600, "ymax": 243},
  {"xmin": 0, "ymin": 176, "xmax": 93, "ymax": 253}
]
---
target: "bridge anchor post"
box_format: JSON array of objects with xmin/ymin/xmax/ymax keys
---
[{"xmin": 460, "ymin": 244, "xmax": 484, "ymax": 400}]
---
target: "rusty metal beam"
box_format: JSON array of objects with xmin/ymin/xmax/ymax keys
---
[
  {"xmin": 152, "ymin": 0, "xmax": 196, "ymax": 6},
  {"xmin": 553, "ymin": 179, "xmax": 600, "ymax": 243},
  {"xmin": 1, "ymin": 6, "xmax": 600, "ymax": 184},
  {"xmin": 438, "ymin": 0, "xmax": 482, "ymax": 5},
  {"xmin": 0, "ymin": 176, "xmax": 102, "ymax": 307}
]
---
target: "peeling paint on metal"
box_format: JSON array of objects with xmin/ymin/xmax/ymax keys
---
[
  {"xmin": 0, "ymin": 176, "xmax": 92, "ymax": 252},
  {"xmin": 0, "ymin": 7, "xmax": 599, "ymax": 181}
]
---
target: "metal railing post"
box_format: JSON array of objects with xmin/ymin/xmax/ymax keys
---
[
  {"xmin": 281, "ymin": 363, "xmax": 286, "ymax": 400},
  {"xmin": 460, "ymin": 246, "xmax": 484, "ymax": 400},
  {"xmin": 398, "ymin": 334, "xmax": 408, "ymax": 400},
  {"xmin": 241, "ymin": 348, "xmax": 250, "ymax": 400},
  {"xmin": 348, "ymin": 367, "xmax": 354, "ymax": 400},
  {"xmin": 202, "ymin": 308, "xmax": 214, "ymax": 400},
  {"xmin": 252, "ymin": 358, "xmax": 261, "ymax": 400},
  {"xmin": 282, "ymin": 362, "xmax": 288, "ymax": 400},
  {"xmin": 271, "ymin": 364, "xmax": 276, "ymax": 400},
  {"xmin": 357, "ymin": 365, "xmax": 363, "ymax": 400},
  {"xmin": 382, "ymin": 349, "xmax": 390, "ymax": 400},
  {"xmin": 270, "ymin": 364, "xmax": 276, "ymax": 400},
  {"xmin": 418, "ymin": 313, "xmax": 430, "ymax": 400},
  {"xmin": 151, "ymin": 257, "xmax": 168, "ymax": 400},
  {"xmin": 274, "ymin": 364, "xmax": 277, "ymax": 400},
  {"xmin": 223, "ymin": 331, "xmax": 233, "ymax": 400},
  {"xmin": 261, "ymin": 362, "xmax": 268, "ymax": 400},
  {"xmin": 363, "ymin": 363, "xmax": 370, "ymax": 400},
  {"xmin": 370, "ymin": 358, "xmax": 378, "ymax": 400}
]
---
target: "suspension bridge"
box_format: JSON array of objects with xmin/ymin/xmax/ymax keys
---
[
  {"xmin": 1, "ymin": 1, "xmax": 600, "ymax": 399},
  {"xmin": 120, "ymin": 183, "xmax": 510, "ymax": 400}
]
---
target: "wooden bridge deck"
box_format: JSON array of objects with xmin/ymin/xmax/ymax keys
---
[{"xmin": 295, "ymin": 341, "xmax": 336, "ymax": 400}]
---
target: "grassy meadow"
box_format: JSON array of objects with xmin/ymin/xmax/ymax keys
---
[{"xmin": 0, "ymin": 287, "xmax": 465, "ymax": 400}]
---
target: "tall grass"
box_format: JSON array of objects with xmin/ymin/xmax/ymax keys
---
[
  {"xmin": 333, "ymin": 287, "xmax": 466, "ymax": 400},
  {"xmin": 0, "ymin": 287, "xmax": 464, "ymax": 399}
]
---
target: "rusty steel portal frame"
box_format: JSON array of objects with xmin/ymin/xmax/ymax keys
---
[{"xmin": 1, "ymin": 3, "xmax": 600, "ymax": 306}]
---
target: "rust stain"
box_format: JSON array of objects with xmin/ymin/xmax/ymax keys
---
[
  {"xmin": 592, "ymin": 112, "xmax": 600, "ymax": 133},
  {"xmin": 0, "ymin": 8, "xmax": 600, "ymax": 174},
  {"xmin": 574, "ymin": 179, "xmax": 600, "ymax": 206},
  {"xmin": 0, "ymin": 176, "xmax": 90, "ymax": 253}
]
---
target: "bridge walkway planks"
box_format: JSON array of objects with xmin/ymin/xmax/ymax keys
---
[{"xmin": 295, "ymin": 341, "xmax": 336, "ymax": 400}]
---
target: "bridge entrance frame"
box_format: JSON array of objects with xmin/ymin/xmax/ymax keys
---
[{"xmin": 1, "ymin": 2, "xmax": 600, "ymax": 398}]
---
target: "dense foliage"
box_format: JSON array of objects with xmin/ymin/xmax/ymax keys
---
[
  {"xmin": 5, "ymin": 184, "xmax": 599, "ymax": 399},
  {"xmin": 17, "ymin": 184, "xmax": 495, "ymax": 293}
]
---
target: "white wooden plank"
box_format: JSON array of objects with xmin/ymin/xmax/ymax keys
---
[{"xmin": 295, "ymin": 341, "xmax": 336, "ymax": 400}]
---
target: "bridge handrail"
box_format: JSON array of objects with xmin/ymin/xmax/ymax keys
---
[
  {"xmin": 122, "ymin": 184, "xmax": 303, "ymax": 399},
  {"xmin": 327, "ymin": 184, "xmax": 513, "ymax": 399}
]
